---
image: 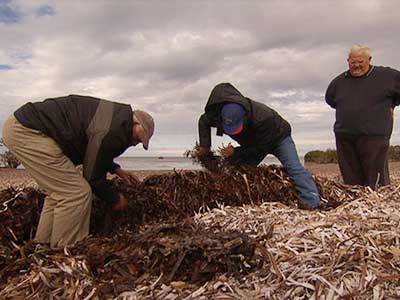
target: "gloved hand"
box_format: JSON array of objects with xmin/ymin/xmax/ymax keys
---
[{"xmin": 112, "ymin": 193, "xmax": 129, "ymax": 211}]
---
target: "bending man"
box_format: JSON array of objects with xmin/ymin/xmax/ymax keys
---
[
  {"xmin": 2, "ymin": 95, "xmax": 154, "ymax": 248},
  {"xmin": 198, "ymin": 83, "xmax": 320, "ymax": 209}
]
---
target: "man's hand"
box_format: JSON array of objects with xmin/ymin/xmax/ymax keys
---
[
  {"xmin": 196, "ymin": 146, "xmax": 212, "ymax": 157},
  {"xmin": 220, "ymin": 144, "xmax": 235, "ymax": 158},
  {"xmin": 112, "ymin": 193, "xmax": 128, "ymax": 211},
  {"xmin": 115, "ymin": 168, "xmax": 140, "ymax": 185}
]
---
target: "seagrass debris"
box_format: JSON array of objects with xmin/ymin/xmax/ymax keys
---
[
  {"xmin": 0, "ymin": 165, "xmax": 301, "ymax": 271},
  {"xmin": 192, "ymin": 185, "xmax": 400, "ymax": 299},
  {"xmin": 0, "ymin": 165, "xmax": 365, "ymax": 272},
  {"xmin": 1, "ymin": 165, "xmax": 355, "ymax": 246},
  {"xmin": 1, "ymin": 183, "xmax": 399, "ymax": 299},
  {"xmin": 0, "ymin": 221, "xmax": 263, "ymax": 299},
  {"xmin": 1, "ymin": 165, "xmax": 397, "ymax": 299},
  {"xmin": 0, "ymin": 187, "xmax": 44, "ymax": 245},
  {"xmin": 105, "ymin": 165, "xmax": 300, "ymax": 233}
]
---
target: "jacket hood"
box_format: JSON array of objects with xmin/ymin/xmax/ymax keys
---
[{"xmin": 205, "ymin": 83, "xmax": 251, "ymax": 113}]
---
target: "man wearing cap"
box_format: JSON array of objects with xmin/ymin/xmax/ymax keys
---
[
  {"xmin": 198, "ymin": 83, "xmax": 320, "ymax": 209},
  {"xmin": 2, "ymin": 95, "xmax": 154, "ymax": 248}
]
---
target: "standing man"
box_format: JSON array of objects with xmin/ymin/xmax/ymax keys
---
[
  {"xmin": 198, "ymin": 82, "xmax": 320, "ymax": 209},
  {"xmin": 326, "ymin": 45, "xmax": 400, "ymax": 188},
  {"xmin": 2, "ymin": 95, "xmax": 154, "ymax": 248}
]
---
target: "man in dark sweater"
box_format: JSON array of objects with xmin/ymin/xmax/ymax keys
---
[
  {"xmin": 2, "ymin": 95, "xmax": 154, "ymax": 248},
  {"xmin": 198, "ymin": 83, "xmax": 320, "ymax": 209},
  {"xmin": 326, "ymin": 45, "xmax": 400, "ymax": 188}
]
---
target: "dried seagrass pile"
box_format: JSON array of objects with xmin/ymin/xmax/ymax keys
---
[
  {"xmin": 0, "ymin": 159, "xmax": 399, "ymax": 298},
  {"xmin": 1, "ymin": 164, "xmax": 349, "ymax": 245},
  {"xmin": 105, "ymin": 166, "xmax": 298, "ymax": 233},
  {"xmin": 193, "ymin": 185, "xmax": 400, "ymax": 299},
  {"xmin": 0, "ymin": 221, "xmax": 264, "ymax": 299}
]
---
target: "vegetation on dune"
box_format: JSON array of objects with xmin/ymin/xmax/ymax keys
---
[
  {"xmin": 304, "ymin": 149, "xmax": 338, "ymax": 164},
  {"xmin": 305, "ymin": 145, "xmax": 400, "ymax": 164}
]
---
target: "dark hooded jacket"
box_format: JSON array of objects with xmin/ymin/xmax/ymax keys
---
[
  {"xmin": 14, "ymin": 95, "xmax": 133, "ymax": 204},
  {"xmin": 198, "ymin": 83, "xmax": 291, "ymax": 164}
]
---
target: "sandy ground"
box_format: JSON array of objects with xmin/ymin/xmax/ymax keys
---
[{"xmin": 1, "ymin": 161, "xmax": 400, "ymax": 189}]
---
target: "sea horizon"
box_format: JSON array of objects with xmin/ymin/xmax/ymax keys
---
[{"xmin": 115, "ymin": 155, "xmax": 306, "ymax": 171}]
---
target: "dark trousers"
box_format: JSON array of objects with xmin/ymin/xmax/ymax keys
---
[{"xmin": 335, "ymin": 133, "xmax": 390, "ymax": 188}]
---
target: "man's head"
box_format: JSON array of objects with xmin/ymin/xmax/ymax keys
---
[
  {"xmin": 348, "ymin": 45, "xmax": 372, "ymax": 77},
  {"xmin": 132, "ymin": 110, "xmax": 154, "ymax": 150},
  {"xmin": 221, "ymin": 103, "xmax": 246, "ymax": 135}
]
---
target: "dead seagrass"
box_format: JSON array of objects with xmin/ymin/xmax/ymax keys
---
[{"xmin": 1, "ymin": 152, "xmax": 396, "ymax": 299}]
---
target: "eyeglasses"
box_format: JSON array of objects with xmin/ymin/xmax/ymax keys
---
[{"xmin": 347, "ymin": 57, "xmax": 370, "ymax": 64}]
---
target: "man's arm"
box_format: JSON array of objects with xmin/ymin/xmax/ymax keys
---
[
  {"xmin": 325, "ymin": 79, "xmax": 337, "ymax": 109},
  {"xmin": 83, "ymin": 132, "xmax": 120, "ymax": 204},
  {"xmin": 198, "ymin": 113, "xmax": 213, "ymax": 148},
  {"xmin": 393, "ymin": 68, "xmax": 400, "ymax": 106}
]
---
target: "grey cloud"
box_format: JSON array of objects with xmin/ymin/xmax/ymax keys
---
[
  {"xmin": 0, "ymin": 64, "xmax": 12, "ymax": 70},
  {"xmin": 0, "ymin": 0, "xmax": 21, "ymax": 24},
  {"xmin": 35, "ymin": 4, "xmax": 55, "ymax": 17}
]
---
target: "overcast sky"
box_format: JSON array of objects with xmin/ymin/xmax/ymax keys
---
[{"xmin": 1, "ymin": 0, "xmax": 400, "ymax": 157}]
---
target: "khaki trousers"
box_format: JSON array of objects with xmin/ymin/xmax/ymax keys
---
[{"xmin": 2, "ymin": 115, "xmax": 92, "ymax": 248}]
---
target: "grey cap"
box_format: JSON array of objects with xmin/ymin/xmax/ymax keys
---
[{"xmin": 133, "ymin": 110, "xmax": 154, "ymax": 150}]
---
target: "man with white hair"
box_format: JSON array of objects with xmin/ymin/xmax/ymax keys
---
[
  {"xmin": 2, "ymin": 95, "xmax": 155, "ymax": 248},
  {"xmin": 326, "ymin": 45, "xmax": 400, "ymax": 188}
]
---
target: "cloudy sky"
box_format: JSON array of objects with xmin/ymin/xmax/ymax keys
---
[{"xmin": 1, "ymin": 0, "xmax": 400, "ymax": 157}]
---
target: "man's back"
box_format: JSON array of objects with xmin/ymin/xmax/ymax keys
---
[{"xmin": 14, "ymin": 95, "xmax": 133, "ymax": 166}]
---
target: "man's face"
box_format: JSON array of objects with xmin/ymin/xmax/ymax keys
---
[{"xmin": 348, "ymin": 52, "xmax": 371, "ymax": 77}]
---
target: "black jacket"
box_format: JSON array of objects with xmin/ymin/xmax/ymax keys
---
[
  {"xmin": 326, "ymin": 66, "xmax": 400, "ymax": 136},
  {"xmin": 14, "ymin": 95, "xmax": 133, "ymax": 204},
  {"xmin": 198, "ymin": 83, "xmax": 291, "ymax": 164}
]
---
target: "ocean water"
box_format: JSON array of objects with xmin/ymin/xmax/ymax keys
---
[{"xmin": 115, "ymin": 156, "xmax": 305, "ymax": 171}]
